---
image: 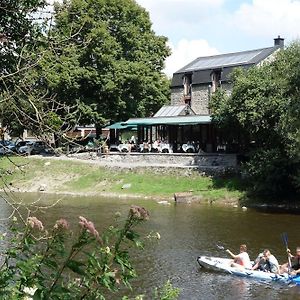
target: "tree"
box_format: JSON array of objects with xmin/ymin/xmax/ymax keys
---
[
  {"xmin": 0, "ymin": 0, "xmax": 46, "ymax": 74},
  {"xmin": 210, "ymin": 42, "xmax": 300, "ymax": 199},
  {"xmin": 0, "ymin": 0, "xmax": 48, "ymax": 136},
  {"xmin": 1, "ymin": 0, "xmax": 171, "ymax": 139},
  {"xmin": 40, "ymin": 0, "xmax": 171, "ymax": 125}
]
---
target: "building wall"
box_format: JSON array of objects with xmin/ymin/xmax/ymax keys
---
[
  {"xmin": 191, "ymin": 85, "xmax": 210, "ymax": 115},
  {"xmin": 171, "ymin": 83, "xmax": 233, "ymax": 115},
  {"xmin": 171, "ymin": 87, "xmax": 184, "ymax": 106}
]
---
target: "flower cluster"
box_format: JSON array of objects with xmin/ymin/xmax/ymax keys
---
[
  {"xmin": 27, "ymin": 216, "xmax": 44, "ymax": 231},
  {"xmin": 79, "ymin": 216, "xmax": 101, "ymax": 242},
  {"xmin": 54, "ymin": 218, "xmax": 69, "ymax": 230},
  {"xmin": 129, "ymin": 205, "xmax": 149, "ymax": 221}
]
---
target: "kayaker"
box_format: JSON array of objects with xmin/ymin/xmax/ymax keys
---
[
  {"xmin": 226, "ymin": 244, "xmax": 252, "ymax": 269},
  {"xmin": 252, "ymin": 249, "xmax": 279, "ymax": 273},
  {"xmin": 280, "ymin": 247, "xmax": 300, "ymax": 275}
]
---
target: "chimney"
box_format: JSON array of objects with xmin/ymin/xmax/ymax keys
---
[{"xmin": 274, "ymin": 35, "xmax": 284, "ymax": 48}]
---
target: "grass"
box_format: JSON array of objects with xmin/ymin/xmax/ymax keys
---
[{"xmin": 0, "ymin": 156, "xmax": 244, "ymax": 202}]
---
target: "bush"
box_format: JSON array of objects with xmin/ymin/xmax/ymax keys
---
[{"xmin": 0, "ymin": 205, "xmax": 170, "ymax": 299}]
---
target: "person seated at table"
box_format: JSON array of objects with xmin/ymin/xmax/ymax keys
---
[
  {"xmin": 226, "ymin": 244, "xmax": 252, "ymax": 270},
  {"xmin": 151, "ymin": 140, "xmax": 160, "ymax": 152}
]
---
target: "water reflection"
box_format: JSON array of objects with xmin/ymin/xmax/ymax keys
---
[{"xmin": 1, "ymin": 193, "xmax": 300, "ymax": 299}]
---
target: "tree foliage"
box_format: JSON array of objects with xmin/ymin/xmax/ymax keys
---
[
  {"xmin": 41, "ymin": 0, "xmax": 171, "ymax": 124},
  {"xmin": 0, "ymin": 0, "xmax": 46, "ymax": 74},
  {"xmin": 0, "ymin": 0, "xmax": 49, "ymax": 136},
  {"xmin": 211, "ymin": 42, "xmax": 300, "ymax": 199},
  {"xmin": 1, "ymin": 0, "xmax": 171, "ymax": 139}
]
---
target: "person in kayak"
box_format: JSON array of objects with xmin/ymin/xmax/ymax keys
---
[
  {"xmin": 252, "ymin": 249, "xmax": 279, "ymax": 273},
  {"xmin": 280, "ymin": 247, "xmax": 300, "ymax": 275},
  {"xmin": 226, "ymin": 244, "xmax": 252, "ymax": 269}
]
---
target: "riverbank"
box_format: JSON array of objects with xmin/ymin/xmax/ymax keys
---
[{"xmin": 0, "ymin": 155, "xmax": 244, "ymax": 204}]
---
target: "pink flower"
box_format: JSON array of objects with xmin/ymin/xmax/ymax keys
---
[
  {"xmin": 79, "ymin": 216, "xmax": 101, "ymax": 242},
  {"xmin": 129, "ymin": 205, "xmax": 149, "ymax": 220},
  {"xmin": 54, "ymin": 218, "xmax": 69, "ymax": 230},
  {"xmin": 27, "ymin": 217, "xmax": 44, "ymax": 231}
]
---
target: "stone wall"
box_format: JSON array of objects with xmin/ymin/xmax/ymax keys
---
[
  {"xmin": 71, "ymin": 152, "xmax": 237, "ymax": 175},
  {"xmin": 191, "ymin": 85, "xmax": 210, "ymax": 115},
  {"xmin": 171, "ymin": 84, "xmax": 233, "ymax": 115},
  {"xmin": 171, "ymin": 87, "xmax": 184, "ymax": 106}
]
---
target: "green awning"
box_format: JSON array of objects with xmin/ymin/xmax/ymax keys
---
[{"xmin": 123, "ymin": 115, "xmax": 211, "ymax": 126}]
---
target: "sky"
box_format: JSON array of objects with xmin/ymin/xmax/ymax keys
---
[{"xmin": 135, "ymin": 0, "xmax": 300, "ymax": 77}]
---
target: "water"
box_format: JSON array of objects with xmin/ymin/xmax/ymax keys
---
[{"xmin": 1, "ymin": 193, "xmax": 300, "ymax": 299}]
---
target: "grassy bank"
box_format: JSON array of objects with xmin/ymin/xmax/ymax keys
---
[{"xmin": 0, "ymin": 156, "xmax": 244, "ymax": 203}]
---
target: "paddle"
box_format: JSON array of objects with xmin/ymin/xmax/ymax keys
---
[
  {"xmin": 281, "ymin": 232, "xmax": 292, "ymax": 272},
  {"xmin": 216, "ymin": 244, "xmax": 225, "ymax": 251}
]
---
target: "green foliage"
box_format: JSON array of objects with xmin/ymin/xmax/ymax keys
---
[
  {"xmin": 153, "ymin": 280, "xmax": 181, "ymax": 300},
  {"xmin": 0, "ymin": 206, "xmax": 166, "ymax": 299},
  {"xmin": 211, "ymin": 41, "xmax": 300, "ymax": 199},
  {"xmin": 0, "ymin": 0, "xmax": 48, "ymax": 136},
  {"xmin": 0, "ymin": 0, "xmax": 46, "ymax": 74},
  {"xmin": 40, "ymin": 0, "xmax": 171, "ymax": 123},
  {"xmin": 0, "ymin": 0, "xmax": 170, "ymax": 141}
]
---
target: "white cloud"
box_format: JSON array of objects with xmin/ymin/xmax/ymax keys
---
[
  {"xmin": 136, "ymin": 0, "xmax": 225, "ymax": 35},
  {"xmin": 137, "ymin": 0, "xmax": 224, "ymax": 7},
  {"xmin": 164, "ymin": 39, "xmax": 219, "ymax": 77},
  {"xmin": 231, "ymin": 0, "xmax": 300, "ymax": 40}
]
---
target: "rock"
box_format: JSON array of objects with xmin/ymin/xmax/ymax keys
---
[
  {"xmin": 157, "ymin": 201, "xmax": 171, "ymax": 205},
  {"xmin": 44, "ymin": 162, "xmax": 51, "ymax": 166},
  {"xmin": 39, "ymin": 184, "xmax": 46, "ymax": 191},
  {"xmin": 242, "ymin": 206, "xmax": 247, "ymax": 211},
  {"xmin": 121, "ymin": 183, "xmax": 131, "ymax": 189},
  {"xmin": 174, "ymin": 192, "xmax": 193, "ymax": 203}
]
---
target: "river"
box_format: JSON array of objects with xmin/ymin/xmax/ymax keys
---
[{"xmin": 1, "ymin": 193, "xmax": 300, "ymax": 299}]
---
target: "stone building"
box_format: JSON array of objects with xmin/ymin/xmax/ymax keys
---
[
  {"xmin": 111, "ymin": 37, "xmax": 285, "ymax": 153},
  {"xmin": 170, "ymin": 36, "xmax": 284, "ymax": 115}
]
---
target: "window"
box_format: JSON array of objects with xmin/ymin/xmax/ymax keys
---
[
  {"xmin": 183, "ymin": 74, "xmax": 192, "ymax": 105},
  {"xmin": 211, "ymin": 69, "xmax": 222, "ymax": 93}
]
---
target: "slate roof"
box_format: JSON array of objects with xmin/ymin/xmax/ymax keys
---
[{"xmin": 171, "ymin": 46, "xmax": 280, "ymax": 87}]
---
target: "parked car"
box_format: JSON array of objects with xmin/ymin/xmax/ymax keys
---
[
  {"xmin": 15, "ymin": 140, "xmax": 33, "ymax": 154},
  {"xmin": 0, "ymin": 140, "xmax": 16, "ymax": 155},
  {"xmin": 17, "ymin": 141, "xmax": 49, "ymax": 155}
]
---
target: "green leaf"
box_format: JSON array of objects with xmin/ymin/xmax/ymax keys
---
[{"xmin": 66, "ymin": 259, "xmax": 86, "ymax": 275}]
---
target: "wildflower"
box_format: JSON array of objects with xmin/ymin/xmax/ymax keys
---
[
  {"xmin": 0, "ymin": 232, "xmax": 7, "ymax": 241},
  {"xmin": 23, "ymin": 286, "xmax": 37, "ymax": 296},
  {"xmin": 156, "ymin": 232, "xmax": 161, "ymax": 240},
  {"xmin": 78, "ymin": 216, "xmax": 101, "ymax": 242},
  {"xmin": 105, "ymin": 246, "xmax": 110, "ymax": 254},
  {"xmin": 129, "ymin": 205, "xmax": 149, "ymax": 221},
  {"xmin": 12, "ymin": 216, "xmax": 17, "ymax": 222},
  {"xmin": 27, "ymin": 217, "xmax": 44, "ymax": 231},
  {"xmin": 115, "ymin": 211, "xmax": 121, "ymax": 218},
  {"xmin": 113, "ymin": 268, "xmax": 121, "ymax": 284},
  {"xmin": 54, "ymin": 218, "xmax": 69, "ymax": 230}
]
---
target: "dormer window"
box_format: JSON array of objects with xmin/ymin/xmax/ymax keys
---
[
  {"xmin": 211, "ymin": 69, "xmax": 222, "ymax": 93},
  {"xmin": 183, "ymin": 73, "xmax": 192, "ymax": 105}
]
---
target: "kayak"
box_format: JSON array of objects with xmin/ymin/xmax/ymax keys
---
[{"xmin": 197, "ymin": 256, "xmax": 300, "ymax": 285}]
